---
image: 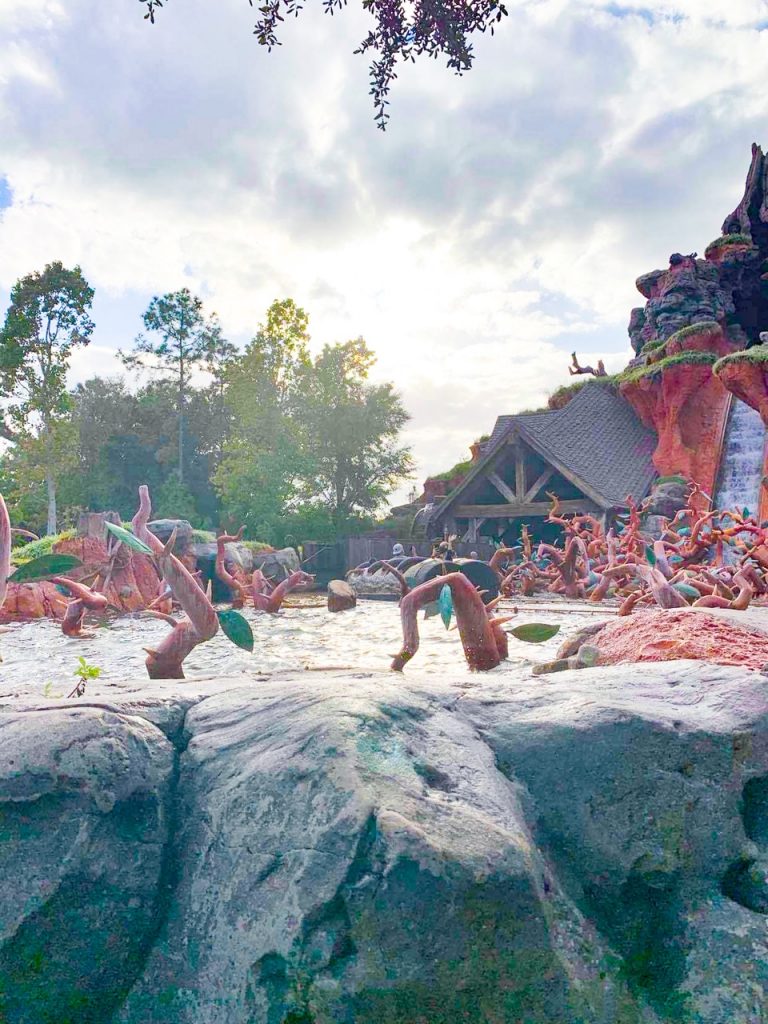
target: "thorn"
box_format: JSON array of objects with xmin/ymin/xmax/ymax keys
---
[
  {"xmin": 143, "ymin": 647, "xmax": 159, "ymax": 658},
  {"xmin": 162, "ymin": 528, "xmax": 178, "ymax": 557}
]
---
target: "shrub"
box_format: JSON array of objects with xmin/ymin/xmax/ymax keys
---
[{"xmin": 11, "ymin": 530, "xmax": 76, "ymax": 566}]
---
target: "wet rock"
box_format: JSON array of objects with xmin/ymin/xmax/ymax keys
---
[{"xmin": 327, "ymin": 579, "xmax": 357, "ymax": 611}]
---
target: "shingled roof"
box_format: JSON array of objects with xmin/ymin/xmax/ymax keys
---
[{"xmin": 444, "ymin": 383, "xmax": 657, "ymax": 514}]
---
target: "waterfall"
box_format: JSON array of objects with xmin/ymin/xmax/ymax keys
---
[{"xmin": 714, "ymin": 398, "xmax": 767, "ymax": 517}]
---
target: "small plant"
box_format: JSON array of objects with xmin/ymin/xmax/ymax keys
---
[
  {"xmin": 42, "ymin": 681, "xmax": 63, "ymax": 699},
  {"xmin": 68, "ymin": 656, "xmax": 102, "ymax": 698}
]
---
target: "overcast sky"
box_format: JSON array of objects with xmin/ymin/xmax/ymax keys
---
[{"xmin": 1, "ymin": 0, "xmax": 767, "ymax": 501}]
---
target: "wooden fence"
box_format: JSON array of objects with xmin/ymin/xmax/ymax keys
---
[{"xmin": 300, "ymin": 536, "xmax": 497, "ymax": 585}]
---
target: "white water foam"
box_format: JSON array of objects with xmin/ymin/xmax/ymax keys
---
[{"xmin": 714, "ymin": 398, "xmax": 767, "ymax": 517}]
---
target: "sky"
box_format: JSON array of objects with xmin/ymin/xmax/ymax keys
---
[{"xmin": 1, "ymin": 0, "xmax": 767, "ymax": 503}]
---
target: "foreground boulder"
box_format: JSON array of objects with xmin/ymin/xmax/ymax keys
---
[
  {"xmin": 0, "ymin": 706, "xmax": 174, "ymax": 1022},
  {"xmin": 326, "ymin": 578, "xmax": 357, "ymax": 611},
  {"xmin": 3, "ymin": 662, "xmax": 768, "ymax": 1021}
]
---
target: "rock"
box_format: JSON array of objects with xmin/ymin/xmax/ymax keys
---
[
  {"xmin": 715, "ymin": 352, "xmax": 768, "ymax": 426},
  {"xmin": 0, "ymin": 705, "xmax": 174, "ymax": 1022},
  {"xmin": 642, "ymin": 477, "xmax": 688, "ymax": 519},
  {"xmin": 628, "ymin": 146, "xmax": 768, "ymax": 360},
  {"xmin": 0, "ymin": 580, "xmax": 68, "ymax": 623},
  {"xmin": 327, "ymin": 579, "xmax": 357, "ymax": 611},
  {"xmin": 147, "ymin": 519, "xmax": 194, "ymax": 554},
  {"xmin": 192, "ymin": 542, "xmax": 255, "ymax": 601},
  {"xmin": 5, "ymin": 662, "xmax": 768, "ymax": 1020},
  {"xmin": 251, "ymin": 547, "xmax": 300, "ymax": 582},
  {"xmin": 55, "ymin": 534, "xmax": 162, "ymax": 613},
  {"xmin": 191, "ymin": 542, "xmax": 254, "ymax": 574},
  {"xmin": 349, "ymin": 568, "xmax": 403, "ymax": 596},
  {"xmin": 572, "ymin": 607, "xmax": 768, "ymax": 670},
  {"xmin": 619, "ymin": 323, "xmax": 735, "ymax": 508}
]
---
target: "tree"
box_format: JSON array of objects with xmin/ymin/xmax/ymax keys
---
[
  {"xmin": 119, "ymin": 288, "xmax": 221, "ymax": 484},
  {"xmin": 214, "ymin": 298, "xmax": 312, "ymax": 539},
  {"xmin": 138, "ymin": 0, "xmax": 508, "ymax": 128},
  {"xmin": 297, "ymin": 337, "xmax": 413, "ymax": 528},
  {"xmin": 0, "ymin": 262, "xmax": 94, "ymax": 534}
]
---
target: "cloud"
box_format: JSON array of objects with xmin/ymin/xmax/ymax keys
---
[{"xmin": 0, "ymin": 0, "xmax": 766, "ymax": 504}]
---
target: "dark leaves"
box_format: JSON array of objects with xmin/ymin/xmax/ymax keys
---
[
  {"xmin": 8, "ymin": 554, "xmax": 83, "ymax": 583},
  {"xmin": 138, "ymin": 0, "xmax": 508, "ymax": 127}
]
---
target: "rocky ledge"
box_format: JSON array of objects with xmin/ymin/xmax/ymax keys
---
[{"xmin": 2, "ymin": 661, "xmax": 768, "ymax": 1023}]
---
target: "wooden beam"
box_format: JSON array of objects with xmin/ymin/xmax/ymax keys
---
[
  {"xmin": 523, "ymin": 466, "xmax": 554, "ymax": 503},
  {"xmin": 488, "ymin": 472, "xmax": 516, "ymax": 503},
  {"xmin": 455, "ymin": 500, "xmax": 600, "ymax": 518},
  {"xmin": 515, "ymin": 446, "xmax": 526, "ymax": 498}
]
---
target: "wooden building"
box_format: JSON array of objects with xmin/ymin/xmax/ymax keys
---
[{"xmin": 428, "ymin": 384, "xmax": 657, "ymax": 544}]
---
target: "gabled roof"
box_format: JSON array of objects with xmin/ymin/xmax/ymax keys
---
[
  {"xmin": 436, "ymin": 383, "xmax": 657, "ymax": 517},
  {"xmin": 481, "ymin": 410, "xmax": 555, "ymax": 453}
]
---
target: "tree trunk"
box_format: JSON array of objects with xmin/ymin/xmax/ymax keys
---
[
  {"xmin": 46, "ymin": 470, "xmax": 57, "ymax": 536},
  {"xmin": 178, "ymin": 358, "xmax": 185, "ymax": 483},
  {"xmin": 178, "ymin": 405, "xmax": 184, "ymax": 484}
]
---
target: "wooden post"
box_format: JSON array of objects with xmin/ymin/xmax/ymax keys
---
[
  {"xmin": 76, "ymin": 511, "xmax": 120, "ymax": 542},
  {"xmin": 515, "ymin": 446, "xmax": 526, "ymax": 499}
]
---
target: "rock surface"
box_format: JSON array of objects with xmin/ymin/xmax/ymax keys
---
[
  {"xmin": 326, "ymin": 578, "xmax": 357, "ymax": 611},
  {"xmin": 252, "ymin": 547, "xmax": 301, "ymax": 582},
  {"xmin": 3, "ymin": 660, "xmax": 768, "ymax": 1021},
  {"xmin": 619, "ymin": 323, "xmax": 735, "ymax": 506}
]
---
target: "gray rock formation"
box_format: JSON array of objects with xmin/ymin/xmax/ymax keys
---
[
  {"xmin": 147, "ymin": 518, "xmax": 194, "ymax": 555},
  {"xmin": 252, "ymin": 547, "xmax": 301, "ymax": 582},
  {"xmin": 3, "ymin": 661, "xmax": 768, "ymax": 1022}
]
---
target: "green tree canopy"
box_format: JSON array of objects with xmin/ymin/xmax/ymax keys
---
[
  {"xmin": 215, "ymin": 301, "xmax": 413, "ymax": 542},
  {"xmin": 297, "ymin": 337, "xmax": 413, "ymax": 527},
  {"xmin": 119, "ymin": 288, "xmax": 222, "ymax": 484},
  {"xmin": 0, "ymin": 261, "xmax": 94, "ymax": 533}
]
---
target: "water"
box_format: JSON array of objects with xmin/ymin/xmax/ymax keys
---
[
  {"xmin": 715, "ymin": 398, "xmax": 767, "ymax": 516},
  {"xmin": 0, "ymin": 598, "xmax": 602, "ymax": 693}
]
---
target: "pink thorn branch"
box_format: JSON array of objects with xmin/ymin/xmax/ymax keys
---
[
  {"xmin": 253, "ymin": 569, "xmax": 315, "ymax": 613},
  {"xmin": 215, "ymin": 527, "xmax": 248, "ymax": 608},
  {"xmin": 133, "ymin": 484, "xmax": 219, "ymax": 679},
  {"xmin": 50, "ymin": 576, "xmax": 109, "ymax": 636},
  {"xmin": 392, "ymin": 572, "xmax": 504, "ymax": 672}
]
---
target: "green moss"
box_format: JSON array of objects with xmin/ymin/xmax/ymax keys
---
[
  {"xmin": 714, "ymin": 345, "xmax": 768, "ymax": 373},
  {"xmin": 705, "ymin": 233, "xmax": 753, "ymax": 256},
  {"xmin": 665, "ymin": 320, "xmax": 721, "ymax": 346},
  {"xmin": 190, "ymin": 528, "xmax": 216, "ymax": 543},
  {"xmin": 617, "ymin": 350, "xmax": 718, "ymax": 387},
  {"xmin": 241, "ymin": 539, "xmax": 273, "ymax": 553},
  {"xmin": 432, "ymin": 459, "xmax": 473, "ymax": 483},
  {"xmin": 11, "ymin": 530, "xmax": 76, "ymax": 566}
]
